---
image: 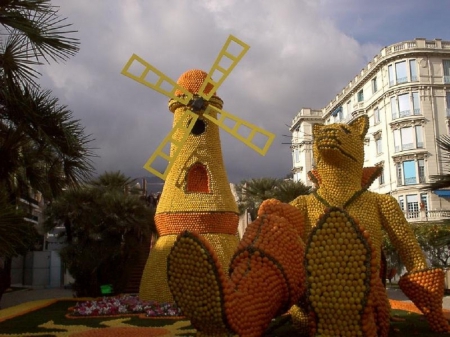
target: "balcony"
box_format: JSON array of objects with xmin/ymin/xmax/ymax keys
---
[
  {"xmin": 405, "ymin": 209, "xmax": 450, "ymax": 222},
  {"xmin": 404, "ymin": 177, "xmax": 417, "ymax": 185},
  {"xmin": 397, "ymin": 175, "xmax": 426, "ymax": 187},
  {"xmin": 394, "ymin": 142, "xmax": 423, "ymax": 153},
  {"xmin": 392, "ymin": 109, "xmax": 421, "ymax": 120}
]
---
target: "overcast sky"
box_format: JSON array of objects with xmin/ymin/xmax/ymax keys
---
[{"xmin": 38, "ymin": 0, "xmax": 450, "ymax": 186}]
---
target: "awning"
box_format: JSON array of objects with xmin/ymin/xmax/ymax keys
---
[{"xmin": 433, "ymin": 190, "xmax": 450, "ymax": 197}]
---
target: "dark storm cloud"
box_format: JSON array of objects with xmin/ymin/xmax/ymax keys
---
[{"xmin": 36, "ymin": 0, "xmax": 446, "ymax": 184}]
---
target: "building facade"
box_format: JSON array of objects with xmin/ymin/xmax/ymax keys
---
[{"xmin": 290, "ymin": 38, "xmax": 450, "ymax": 222}]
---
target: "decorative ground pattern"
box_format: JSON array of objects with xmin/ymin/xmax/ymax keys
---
[{"xmin": 0, "ymin": 298, "xmax": 449, "ymax": 336}]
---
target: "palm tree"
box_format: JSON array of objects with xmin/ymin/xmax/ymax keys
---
[
  {"xmin": 0, "ymin": 1, "xmax": 92, "ymax": 299},
  {"xmin": 44, "ymin": 172, "xmax": 156, "ymax": 297},
  {"xmin": 274, "ymin": 179, "xmax": 312, "ymax": 203},
  {"xmin": 236, "ymin": 177, "xmax": 311, "ymax": 220}
]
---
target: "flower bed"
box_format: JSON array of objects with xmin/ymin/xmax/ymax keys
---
[{"xmin": 68, "ymin": 295, "xmax": 183, "ymax": 318}]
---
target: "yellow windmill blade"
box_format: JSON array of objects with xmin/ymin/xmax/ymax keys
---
[
  {"xmin": 198, "ymin": 35, "xmax": 250, "ymax": 100},
  {"xmin": 121, "ymin": 54, "xmax": 192, "ymax": 105},
  {"xmin": 143, "ymin": 111, "xmax": 199, "ymax": 180},
  {"xmin": 203, "ymin": 105, "xmax": 275, "ymax": 156}
]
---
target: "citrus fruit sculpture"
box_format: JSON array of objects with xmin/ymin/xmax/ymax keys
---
[
  {"xmin": 167, "ymin": 115, "xmax": 450, "ymax": 336},
  {"xmin": 121, "ymin": 35, "xmax": 275, "ymax": 303}
]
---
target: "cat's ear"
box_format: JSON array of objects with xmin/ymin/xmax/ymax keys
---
[
  {"xmin": 312, "ymin": 123, "xmax": 324, "ymax": 137},
  {"xmin": 348, "ymin": 115, "xmax": 369, "ymax": 139}
]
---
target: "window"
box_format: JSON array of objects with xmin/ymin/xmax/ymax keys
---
[
  {"xmin": 392, "ymin": 92, "xmax": 421, "ymax": 120},
  {"xmin": 371, "ymin": 77, "xmax": 378, "ymax": 93},
  {"xmin": 376, "ymin": 138, "xmax": 382, "ymax": 155},
  {"xmin": 415, "ymin": 125, "xmax": 423, "ymax": 148},
  {"xmin": 391, "ymin": 97, "xmax": 397, "ymax": 119},
  {"xmin": 444, "ymin": 60, "xmax": 450, "ymax": 84},
  {"xmin": 401, "ymin": 127, "xmax": 414, "ymax": 150},
  {"xmin": 395, "ymin": 61, "xmax": 407, "ymax": 84},
  {"xmin": 294, "ymin": 149, "xmax": 299, "ymax": 163},
  {"xmin": 187, "ymin": 163, "xmax": 209, "ymax": 193},
  {"xmin": 420, "ymin": 193, "xmax": 428, "ymax": 211},
  {"xmin": 406, "ymin": 194, "xmax": 419, "ymax": 218},
  {"xmin": 418, "ymin": 159, "xmax": 425, "ymax": 183},
  {"xmin": 396, "ymin": 158, "xmax": 426, "ymax": 186},
  {"xmin": 409, "ymin": 59, "xmax": 417, "ymax": 81},
  {"xmin": 398, "ymin": 94, "xmax": 410, "ymax": 117},
  {"xmin": 398, "ymin": 196, "xmax": 404, "ymax": 211},
  {"xmin": 388, "ymin": 65, "xmax": 395, "ymax": 86},
  {"xmin": 393, "ymin": 127, "xmax": 414, "ymax": 152},
  {"xmin": 446, "ymin": 92, "xmax": 450, "ymax": 116},
  {"xmin": 357, "ymin": 90, "xmax": 364, "ymax": 102},
  {"xmin": 346, "ymin": 100, "xmax": 352, "ymax": 117},
  {"xmin": 378, "ymin": 170, "xmax": 385, "ymax": 185},
  {"xmin": 393, "ymin": 126, "xmax": 423, "ymax": 152},
  {"xmin": 403, "ymin": 160, "xmax": 416, "ymax": 185},
  {"xmin": 397, "ymin": 164, "xmax": 402, "ymax": 185},
  {"xmin": 374, "ymin": 107, "xmax": 380, "ymax": 124},
  {"xmin": 333, "ymin": 105, "xmax": 345, "ymax": 122},
  {"xmin": 389, "ymin": 60, "xmax": 416, "ymax": 86},
  {"xmin": 393, "ymin": 129, "xmax": 401, "ymax": 152},
  {"xmin": 412, "ymin": 92, "xmax": 420, "ymax": 115}
]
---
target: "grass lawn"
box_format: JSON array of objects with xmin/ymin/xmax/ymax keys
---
[{"xmin": 0, "ymin": 299, "xmax": 449, "ymax": 336}]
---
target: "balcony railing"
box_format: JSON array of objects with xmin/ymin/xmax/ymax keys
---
[
  {"xmin": 397, "ymin": 175, "xmax": 426, "ymax": 186},
  {"xmin": 404, "ymin": 177, "xmax": 417, "ymax": 185},
  {"xmin": 394, "ymin": 143, "xmax": 414, "ymax": 153},
  {"xmin": 392, "ymin": 109, "xmax": 422, "ymax": 120},
  {"xmin": 399, "ymin": 110, "xmax": 411, "ymax": 118},
  {"xmin": 404, "ymin": 210, "xmax": 450, "ymax": 221},
  {"xmin": 394, "ymin": 143, "xmax": 424, "ymax": 153},
  {"xmin": 427, "ymin": 210, "xmax": 450, "ymax": 219},
  {"xmin": 403, "ymin": 143, "xmax": 415, "ymax": 151},
  {"xmin": 404, "ymin": 211, "xmax": 420, "ymax": 219}
]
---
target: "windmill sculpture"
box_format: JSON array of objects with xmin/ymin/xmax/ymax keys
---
[{"xmin": 121, "ymin": 35, "xmax": 275, "ymax": 302}]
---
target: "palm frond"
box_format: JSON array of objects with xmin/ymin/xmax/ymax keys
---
[
  {"xmin": 21, "ymin": 6, "xmax": 79, "ymax": 63},
  {"xmin": 0, "ymin": 1, "xmax": 79, "ymax": 65},
  {"xmin": 0, "ymin": 83, "xmax": 95, "ymax": 198},
  {"xmin": 0, "ymin": 34, "xmax": 41, "ymax": 86}
]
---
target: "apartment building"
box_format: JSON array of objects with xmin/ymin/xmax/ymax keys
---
[{"xmin": 290, "ymin": 38, "xmax": 450, "ymax": 222}]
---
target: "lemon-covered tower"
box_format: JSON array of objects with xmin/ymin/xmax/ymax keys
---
[{"xmin": 139, "ymin": 70, "xmax": 240, "ymax": 302}]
